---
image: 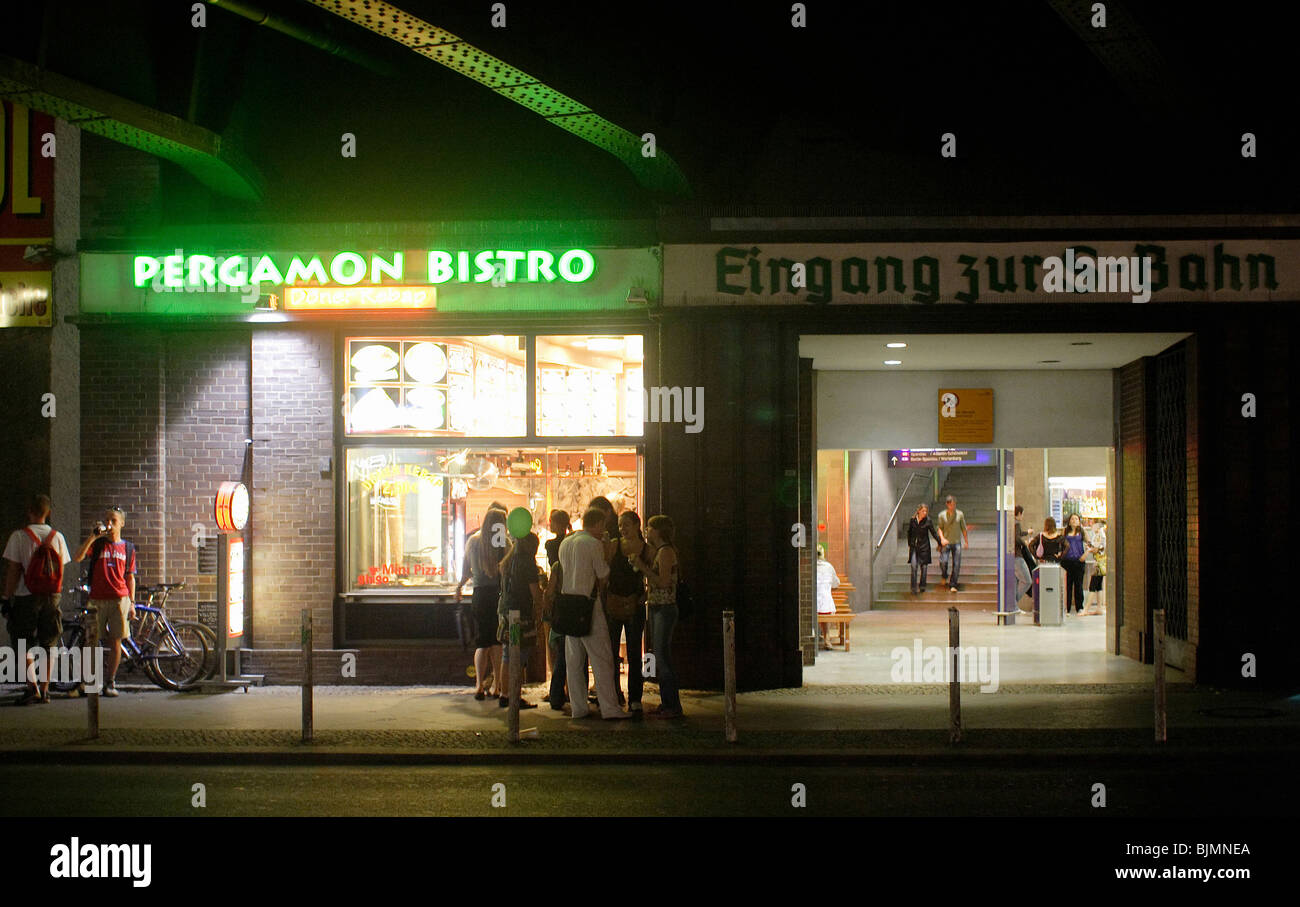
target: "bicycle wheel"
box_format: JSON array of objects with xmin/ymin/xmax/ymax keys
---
[
  {"xmin": 147, "ymin": 621, "xmax": 209, "ymax": 691},
  {"xmin": 191, "ymin": 623, "xmax": 219, "ymax": 679},
  {"xmin": 50, "ymin": 623, "xmax": 85, "ymax": 693}
]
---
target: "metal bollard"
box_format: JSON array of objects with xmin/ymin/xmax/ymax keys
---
[
  {"xmin": 948, "ymin": 607, "xmax": 962, "ymax": 744},
  {"xmin": 507, "ymin": 610, "xmax": 521, "ymax": 743},
  {"xmin": 1154, "ymin": 609, "xmax": 1166, "ymax": 743},
  {"xmin": 301, "ymin": 609, "xmax": 313, "ymax": 743},
  {"xmin": 85, "ymin": 604, "xmax": 99, "ymax": 740},
  {"xmin": 723, "ymin": 610, "xmax": 737, "ymax": 743}
]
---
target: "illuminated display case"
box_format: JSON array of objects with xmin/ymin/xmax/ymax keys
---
[{"xmin": 536, "ymin": 335, "xmax": 644, "ymax": 437}]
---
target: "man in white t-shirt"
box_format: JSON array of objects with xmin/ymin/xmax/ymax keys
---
[
  {"xmin": 558, "ymin": 508, "xmax": 630, "ymax": 720},
  {"xmin": 2, "ymin": 494, "xmax": 72, "ymax": 704}
]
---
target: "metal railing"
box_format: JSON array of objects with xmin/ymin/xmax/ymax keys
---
[{"xmin": 873, "ymin": 470, "xmax": 934, "ymax": 562}]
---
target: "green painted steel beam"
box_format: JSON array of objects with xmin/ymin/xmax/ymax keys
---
[
  {"xmin": 304, "ymin": 0, "xmax": 691, "ymax": 197},
  {"xmin": 0, "ymin": 55, "xmax": 264, "ymax": 201}
]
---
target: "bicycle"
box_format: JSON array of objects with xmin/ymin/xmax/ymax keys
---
[{"xmin": 53, "ymin": 581, "xmax": 212, "ymax": 692}]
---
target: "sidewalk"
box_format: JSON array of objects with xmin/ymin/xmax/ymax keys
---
[{"xmin": 3, "ymin": 681, "xmax": 1298, "ymax": 762}]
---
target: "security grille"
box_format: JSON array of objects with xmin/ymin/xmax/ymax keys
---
[{"xmin": 1151, "ymin": 346, "xmax": 1188, "ymax": 644}]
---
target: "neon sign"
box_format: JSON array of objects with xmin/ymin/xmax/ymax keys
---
[
  {"xmin": 284, "ymin": 286, "xmax": 437, "ymax": 310},
  {"xmin": 132, "ymin": 249, "xmax": 597, "ymax": 290}
]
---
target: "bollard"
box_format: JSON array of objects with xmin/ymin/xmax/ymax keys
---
[
  {"xmin": 507, "ymin": 610, "xmax": 521, "ymax": 743},
  {"xmin": 301, "ymin": 609, "xmax": 313, "ymax": 743},
  {"xmin": 948, "ymin": 607, "xmax": 962, "ymax": 744},
  {"xmin": 85, "ymin": 604, "xmax": 99, "ymax": 740},
  {"xmin": 1154, "ymin": 609, "xmax": 1166, "ymax": 743},
  {"xmin": 723, "ymin": 610, "xmax": 737, "ymax": 743}
]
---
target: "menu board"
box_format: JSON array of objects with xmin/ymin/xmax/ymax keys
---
[
  {"xmin": 537, "ymin": 364, "xmax": 620, "ymax": 435},
  {"xmin": 347, "ymin": 337, "xmax": 525, "ymax": 435}
]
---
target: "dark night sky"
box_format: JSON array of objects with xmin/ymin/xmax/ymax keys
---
[{"xmin": 5, "ymin": 0, "xmax": 1298, "ymax": 226}]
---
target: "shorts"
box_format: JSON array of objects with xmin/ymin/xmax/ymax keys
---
[
  {"xmin": 1088, "ymin": 573, "xmax": 1104, "ymax": 592},
  {"xmin": 6, "ymin": 594, "xmax": 63, "ymax": 649},
  {"xmin": 92, "ymin": 596, "xmax": 135, "ymax": 640}
]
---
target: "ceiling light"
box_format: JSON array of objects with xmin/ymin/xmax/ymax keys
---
[
  {"xmin": 884, "ymin": 359, "xmax": 902, "ymax": 366},
  {"xmin": 885, "ymin": 342, "xmax": 907, "ymax": 349},
  {"xmin": 585, "ymin": 337, "xmax": 625, "ymax": 353}
]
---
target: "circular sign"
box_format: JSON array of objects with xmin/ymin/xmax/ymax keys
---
[
  {"xmin": 507, "ymin": 507, "xmax": 533, "ymax": 539},
  {"xmin": 215, "ymin": 481, "xmax": 250, "ymax": 532}
]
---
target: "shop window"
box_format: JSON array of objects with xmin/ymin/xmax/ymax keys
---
[
  {"xmin": 345, "ymin": 336, "xmax": 526, "ymax": 436},
  {"xmin": 536, "ymin": 335, "xmax": 644, "ymax": 436},
  {"xmin": 345, "ymin": 446, "xmax": 642, "ymax": 593}
]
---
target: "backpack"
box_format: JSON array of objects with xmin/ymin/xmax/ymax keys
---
[{"xmin": 23, "ymin": 527, "xmax": 63, "ymax": 596}]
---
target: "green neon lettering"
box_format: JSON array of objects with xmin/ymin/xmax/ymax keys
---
[
  {"xmin": 427, "ymin": 251, "xmax": 454, "ymax": 283},
  {"xmin": 473, "ymin": 250, "xmax": 496, "ymax": 283},
  {"xmin": 371, "ymin": 252, "xmax": 403, "ymax": 282},
  {"xmin": 496, "ymin": 251, "xmax": 525, "ymax": 281},
  {"xmin": 284, "ymin": 256, "xmax": 328, "ymax": 284},
  {"xmin": 187, "ymin": 255, "xmax": 217, "ymax": 288},
  {"xmin": 162, "ymin": 253, "xmax": 184, "ymax": 288},
  {"xmin": 218, "ymin": 256, "xmax": 248, "ymax": 287},
  {"xmin": 558, "ymin": 249, "xmax": 595, "ymax": 282},
  {"xmin": 134, "ymin": 257, "xmax": 160, "ymax": 287},
  {"xmin": 329, "ymin": 252, "xmax": 366, "ymax": 285},
  {"xmin": 248, "ymin": 255, "xmax": 284, "ymax": 285},
  {"xmin": 527, "ymin": 250, "xmax": 555, "ymax": 282},
  {"xmin": 457, "ymin": 251, "xmax": 470, "ymax": 282}
]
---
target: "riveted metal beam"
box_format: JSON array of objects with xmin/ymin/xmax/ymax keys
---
[
  {"xmin": 0, "ymin": 54, "xmax": 264, "ymax": 201},
  {"xmin": 304, "ymin": 0, "xmax": 691, "ymax": 196}
]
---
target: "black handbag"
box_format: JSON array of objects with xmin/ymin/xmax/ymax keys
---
[{"xmin": 553, "ymin": 591, "xmax": 596, "ymax": 637}]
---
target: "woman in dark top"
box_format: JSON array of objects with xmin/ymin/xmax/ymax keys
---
[
  {"xmin": 497, "ymin": 531, "xmax": 543, "ymax": 708},
  {"xmin": 1030, "ymin": 517, "xmax": 1067, "ymax": 562},
  {"xmin": 543, "ymin": 509, "xmax": 572, "ymax": 710},
  {"xmin": 1061, "ymin": 513, "xmax": 1089, "ymax": 615},
  {"xmin": 907, "ymin": 503, "xmax": 945, "ymax": 594},
  {"xmin": 544, "ymin": 509, "xmax": 570, "ymax": 567}
]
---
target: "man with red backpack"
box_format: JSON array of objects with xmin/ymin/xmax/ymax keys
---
[{"xmin": 2, "ymin": 494, "xmax": 72, "ymax": 704}]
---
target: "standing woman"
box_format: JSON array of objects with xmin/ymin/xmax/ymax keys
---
[
  {"xmin": 543, "ymin": 509, "xmax": 573, "ymax": 710},
  {"xmin": 606, "ymin": 511, "xmax": 651, "ymax": 711},
  {"xmin": 1030, "ymin": 517, "xmax": 1067, "ymax": 564},
  {"xmin": 638, "ymin": 515, "xmax": 683, "ymax": 719},
  {"xmin": 1061, "ymin": 513, "xmax": 1088, "ymax": 615},
  {"xmin": 497, "ymin": 531, "xmax": 543, "ymax": 708},
  {"xmin": 907, "ymin": 503, "xmax": 946, "ymax": 595},
  {"xmin": 1083, "ymin": 518, "xmax": 1107, "ymax": 615},
  {"xmin": 456, "ymin": 508, "xmax": 509, "ymax": 700}
]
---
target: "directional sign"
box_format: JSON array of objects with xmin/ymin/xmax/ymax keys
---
[{"xmin": 888, "ymin": 448, "xmax": 994, "ymax": 468}]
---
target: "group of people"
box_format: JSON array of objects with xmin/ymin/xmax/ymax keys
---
[
  {"xmin": 2, "ymin": 495, "xmax": 139, "ymax": 703},
  {"xmin": 1018, "ymin": 507, "xmax": 1106, "ymax": 616},
  {"xmin": 906, "ymin": 496, "xmax": 971, "ymax": 594},
  {"xmin": 455, "ymin": 496, "xmax": 685, "ymax": 720}
]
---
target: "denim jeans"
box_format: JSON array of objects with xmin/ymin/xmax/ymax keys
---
[
  {"xmin": 941, "ymin": 542, "xmax": 963, "ymax": 588},
  {"xmin": 647, "ymin": 604, "xmax": 681, "ymax": 712},
  {"xmin": 908, "ymin": 551, "xmax": 930, "ymax": 592},
  {"xmin": 606, "ymin": 605, "xmax": 646, "ymax": 705}
]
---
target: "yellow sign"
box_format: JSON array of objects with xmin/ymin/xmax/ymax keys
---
[
  {"xmin": 282, "ymin": 285, "xmax": 437, "ymax": 310},
  {"xmin": 0, "ymin": 271, "xmax": 51, "ymax": 326},
  {"xmin": 938, "ymin": 388, "xmax": 993, "ymax": 444}
]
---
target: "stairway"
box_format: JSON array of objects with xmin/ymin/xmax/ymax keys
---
[{"xmin": 873, "ymin": 465, "xmax": 1002, "ymax": 611}]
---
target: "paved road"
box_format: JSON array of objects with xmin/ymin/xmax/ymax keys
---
[{"xmin": 4, "ymin": 759, "xmax": 1296, "ymax": 817}]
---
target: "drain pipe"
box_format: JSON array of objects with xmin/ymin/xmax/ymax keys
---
[{"xmin": 208, "ymin": 0, "xmax": 396, "ymax": 76}]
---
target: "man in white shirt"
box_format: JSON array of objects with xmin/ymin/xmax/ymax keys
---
[
  {"xmin": 558, "ymin": 508, "xmax": 630, "ymax": 719},
  {"xmin": 2, "ymin": 494, "xmax": 72, "ymax": 704}
]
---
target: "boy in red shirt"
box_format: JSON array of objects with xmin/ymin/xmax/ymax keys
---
[{"xmin": 72, "ymin": 508, "xmax": 137, "ymax": 696}]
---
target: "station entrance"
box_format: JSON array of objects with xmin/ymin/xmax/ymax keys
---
[{"xmin": 800, "ymin": 332, "xmax": 1192, "ymax": 687}]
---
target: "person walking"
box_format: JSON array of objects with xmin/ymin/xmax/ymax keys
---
[
  {"xmin": 71, "ymin": 508, "xmax": 137, "ymax": 696},
  {"xmin": 1061, "ymin": 513, "xmax": 1088, "ymax": 615},
  {"xmin": 497, "ymin": 531, "xmax": 542, "ymax": 709},
  {"xmin": 638, "ymin": 514, "xmax": 683, "ymax": 719},
  {"xmin": 455, "ymin": 508, "xmax": 509, "ymax": 700},
  {"xmin": 815, "ymin": 545, "xmax": 840, "ymax": 648},
  {"xmin": 2, "ymin": 494, "xmax": 72, "ymax": 704},
  {"xmin": 605, "ymin": 511, "xmax": 650, "ymax": 711},
  {"xmin": 936, "ymin": 495, "xmax": 969, "ymax": 593},
  {"xmin": 906, "ymin": 503, "xmax": 945, "ymax": 595},
  {"xmin": 558, "ymin": 508, "xmax": 630, "ymax": 720}
]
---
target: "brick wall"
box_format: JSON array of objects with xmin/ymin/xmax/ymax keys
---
[
  {"xmin": 250, "ymin": 328, "xmax": 335, "ymax": 648},
  {"xmin": 80, "ymin": 328, "xmax": 249, "ymax": 620}
]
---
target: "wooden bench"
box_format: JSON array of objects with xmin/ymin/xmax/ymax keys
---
[{"xmin": 819, "ymin": 577, "xmax": 857, "ymax": 652}]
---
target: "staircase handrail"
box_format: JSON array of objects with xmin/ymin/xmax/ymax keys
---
[{"xmin": 873, "ymin": 470, "xmax": 934, "ymax": 563}]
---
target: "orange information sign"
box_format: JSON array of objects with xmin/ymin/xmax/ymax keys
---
[{"xmin": 938, "ymin": 388, "xmax": 994, "ymax": 444}]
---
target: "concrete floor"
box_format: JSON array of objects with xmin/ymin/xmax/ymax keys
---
[{"xmin": 806, "ymin": 609, "xmax": 1186, "ymax": 685}]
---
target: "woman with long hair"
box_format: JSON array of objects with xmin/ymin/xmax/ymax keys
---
[
  {"xmin": 906, "ymin": 503, "xmax": 945, "ymax": 595},
  {"xmin": 606, "ymin": 510, "xmax": 651, "ymax": 711},
  {"xmin": 497, "ymin": 530, "xmax": 542, "ymax": 708},
  {"xmin": 1061, "ymin": 512, "xmax": 1089, "ymax": 615},
  {"xmin": 637, "ymin": 514, "xmax": 683, "ymax": 718},
  {"xmin": 456, "ymin": 508, "xmax": 509, "ymax": 700}
]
